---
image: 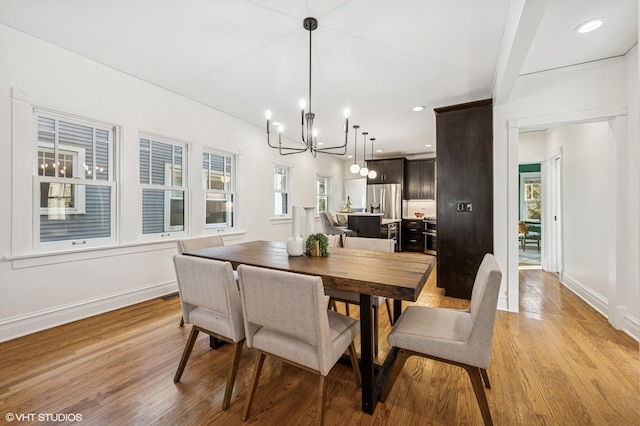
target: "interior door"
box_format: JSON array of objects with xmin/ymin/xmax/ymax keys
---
[{"xmin": 544, "ymin": 153, "xmax": 562, "ymax": 273}]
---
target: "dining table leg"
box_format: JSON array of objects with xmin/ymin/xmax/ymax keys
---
[{"xmin": 359, "ymin": 293, "xmax": 375, "ymax": 414}]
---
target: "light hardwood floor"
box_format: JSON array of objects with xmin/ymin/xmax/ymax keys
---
[{"xmin": 0, "ymin": 269, "xmax": 638, "ymax": 425}]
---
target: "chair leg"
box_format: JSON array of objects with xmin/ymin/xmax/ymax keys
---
[
  {"xmin": 385, "ymin": 298, "xmax": 394, "ymax": 325},
  {"xmin": 380, "ymin": 348, "xmax": 411, "ymax": 402},
  {"xmin": 347, "ymin": 342, "xmax": 361, "ymax": 387},
  {"xmin": 317, "ymin": 375, "xmax": 327, "ymax": 425},
  {"xmin": 329, "ymin": 299, "xmax": 338, "ymax": 311},
  {"xmin": 174, "ymin": 326, "xmax": 199, "ymax": 382},
  {"xmin": 480, "ymin": 368, "xmax": 491, "ymax": 389},
  {"xmin": 221, "ymin": 341, "xmax": 244, "ymax": 410},
  {"xmin": 463, "ymin": 365, "xmax": 493, "ymax": 426},
  {"xmin": 179, "ymin": 316, "xmax": 184, "ymax": 327},
  {"xmin": 243, "ymin": 351, "xmax": 266, "ymax": 421},
  {"xmin": 345, "ymin": 302, "xmax": 350, "ymax": 316}
]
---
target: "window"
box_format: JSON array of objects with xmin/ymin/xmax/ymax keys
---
[
  {"xmin": 522, "ymin": 176, "xmax": 541, "ymax": 222},
  {"xmin": 274, "ymin": 164, "xmax": 290, "ymax": 216},
  {"xmin": 139, "ymin": 135, "xmax": 187, "ymax": 235},
  {"xmin": 34, "ymin": 113, "xmax": 115, "ymax": 246},
  {"xmin": 203, "ymin": 149, "xmax": 236, "ymax": 229},
  {"xmin": 316, "ymin": 175, "xmax": 331, "ymax": 214}
]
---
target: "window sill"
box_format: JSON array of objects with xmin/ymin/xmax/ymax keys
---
[
  {"xmin": 5, "ymin": 229, "xmax": 247, "ymax": 269},
  {"xmin": 270, "ymin": 216, "xmax": 292, "ymax": 222}
]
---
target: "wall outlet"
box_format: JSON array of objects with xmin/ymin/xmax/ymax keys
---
[{"xmin": 457, "ymin": 202, "xmax": 473, "ymax": 212}]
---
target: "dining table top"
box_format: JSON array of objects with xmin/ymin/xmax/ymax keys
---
[{"xmin": 184, "ymin": 240, "xmax": 435, "ymax": 301}]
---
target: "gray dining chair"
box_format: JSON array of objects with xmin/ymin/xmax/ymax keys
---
[
  {"xmin": 176, "ymin": 235, "xmax": 225, "ymax": 327},
  {"xmin": 325, "ymin": 236, "xmax": 395, "ymax": 355},
  {"xmin": 237, "ymin": 264, "xmax": 361, "ymax": 425},
  {"xmin": 172, "ymin": 254, "xmax": 245, "ymax": 410},
  {"xmin": 380, "ymin": 253, "xmax": 502, "ymax": 425},
  {"xmin": 320, "ymin": 211, "xmax": 357, "ymax": 236}
]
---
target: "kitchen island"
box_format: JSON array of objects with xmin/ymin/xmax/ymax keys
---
[{"xmin": 346, "ymin": 213, "xmax": 401, "ymax": 251}]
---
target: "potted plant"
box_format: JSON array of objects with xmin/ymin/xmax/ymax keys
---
[{"xmin": 305, "ymin": 233, "xmax": 330, "ymax": 257}]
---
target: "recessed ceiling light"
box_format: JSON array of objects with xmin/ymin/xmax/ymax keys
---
[
  {"xmin": 413, "ymin": 106, "xmax": 425, "ymax": 112},
  {"xmin": 425, "ymin": 144, "xmax": 433, "ymax": 148},
  {"xmin": 347, "ymin": 155, "xmax": 353, "ymax": 159},
  {"xmin": 272, "ymin": 121, "xmax": 280, "ymax": 126},
  {"xmin": 376, "ymin": 149, "xmax": 382, "ymax": 153},
  {"xmin": 575, "ymin": 18, "xmax": 604, "ymax": 34}
]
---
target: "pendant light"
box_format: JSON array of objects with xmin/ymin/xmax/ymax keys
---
[
  {"xmin": 359, "ymin": 132, "xmax": 369, "ymax": 177},
  {"xmin": 367, "ymin": 138, "xmax": 377, "ymax": 179},
  {"xmin": 350, "ymin": 125, "xmax": 361, "ymax": 173}
]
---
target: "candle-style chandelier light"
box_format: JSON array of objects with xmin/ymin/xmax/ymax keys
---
[{"xmin": 265, "ymin": 17, "xmax": 351, "ymax": 157}]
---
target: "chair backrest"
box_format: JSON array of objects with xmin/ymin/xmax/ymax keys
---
[
  {"xmin": 237, "ymin": 264, "xmax": 334, "ymax": 375},
  {"xmin": 344, "ymin": 236, "xmax": 394, "ymax": 253},
  {"xmin": 177, "ymin": 235, "xmax": 224, "ymax": 254},
  {"xmin": 320, "ymin": 212, "xmax": 346, "ymax": 235},
  {"xmin": 467, "ymin": 253, "xmax": 502, "ymax": 367},
  {"xmin": 518, "ymin": 221, "xmax": 528, "ymax": 235},
  {"xmin": 324, "ymin": 211, "xmax": 340, "ymax": 226},
  {"xmin": 173, "ymin": 254, "xmax": 244, "ymax": 342},
  {"xmin": 324, "ymin": 234, "xmax": 342, "ymax": 248},
  {"xmin": 335, "ymin": 214, "xmax": 348, "ymax": 226}
]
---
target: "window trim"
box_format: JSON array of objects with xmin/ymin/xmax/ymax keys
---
[
  {"xmin": 273, "ymin": 164, "xmax": 291, "ymax": 217},
  {"xmin": 138, "ymin": 133, "xmax": 189, "ymax": 239},
  {"xmin": 203, "ymin": 148, "xmax": 237, "ymax": 231},
  {"xmin": 32, "ymin": 109, "xmax": 117, "ymax": 251},
  {"xmin": 520, "ymin": 171, "xmax": 541, "ymax": 223},
  {"xmin": 315, "ymin": 174, "xmax": 331, "ymax": 215}
]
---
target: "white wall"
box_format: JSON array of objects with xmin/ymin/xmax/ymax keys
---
[
  {"xmin": 495, "ymin": 53, "xmax": 639, "ymax": 339},
  {"xmin": 547, "ymin": 122, "xmax": 610, "ymax": 297},
  {"xmin": 518, "ymin": 130, "xmax": 546, "ymax": 163},
  {"xmin": 0, "ymin": 25, "xmax": 345, "ymax": 342}
]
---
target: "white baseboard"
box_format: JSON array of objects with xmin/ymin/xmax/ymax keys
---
[
  {"xmin": 498, "ymin": 292, "xmax": 518, "ymax": 313},
  {"xmin": 623, "ymin": 313, "xmax": 640, "ymax": 342},
  {"xmin": 559, "ymin": 272, "xmax": 609, "ymax": 318},
  {"xmin": 560, "ymin": 272, "xmax": 639, "ymax": 342},
  {"xmin": 0, "ymin": 280, "xmax": 178, "ymax": 343}
]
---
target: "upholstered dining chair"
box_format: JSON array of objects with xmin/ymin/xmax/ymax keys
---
[
  {"xmin": 320, "ymin": 211, "xmax": 357, "ymax": 237},
  {"xmin": 176, "ymin": 235, "xmax": 225, "ymax": 327},
  {"xmin": 324, "ymin": 233, "xmax": 342, "ymax": 248},
  {"xmin": 325, "ymin": 236, "xmax": 395, "ymax": 355},
  {"xmin": 172, "ymin": 255, "xmax": 245, "ymax": 411},
  {"xmin": 380, "ymin": 253, "xmax": 502, "ymax": 425},
  {"xmin": 237, "ymin": 264, "xmax": 361, "ymax": 425},
  {"xmin": 177, "ymin": 235, "xmax": 224, "ymax": 254}
]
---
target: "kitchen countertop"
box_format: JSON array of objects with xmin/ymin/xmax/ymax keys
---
[{"xmin": 381, "ymin": 219, "xmax": 401, "ymax": 225}]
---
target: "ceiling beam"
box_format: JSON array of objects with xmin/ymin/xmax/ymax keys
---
[{"xmin": 491, "ymin": 0, "xmax": 550, "ymax": 106}]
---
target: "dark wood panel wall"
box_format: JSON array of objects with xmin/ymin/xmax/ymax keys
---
[{"xmin": 435, "ymin": 99, "xmax": 493, "ymax": 299}]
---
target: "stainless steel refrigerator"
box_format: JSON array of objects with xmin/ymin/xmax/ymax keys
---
[{"xmin": 366, "ymin": 184, "xmax": 402, "ymax": 219}]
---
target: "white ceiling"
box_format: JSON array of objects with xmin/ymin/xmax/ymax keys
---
[{"xmin": 0, "ymin": 0, "xmax": 636, "ymax": 158}]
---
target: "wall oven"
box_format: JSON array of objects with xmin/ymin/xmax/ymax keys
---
[{"xmin": 423, "ymin": 218, "xmax": 437, "ymax": 255}]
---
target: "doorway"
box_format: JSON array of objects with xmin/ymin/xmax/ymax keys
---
[{"xmin": 507, "ymin": 109, "xmax": 626, "ymax": 332}]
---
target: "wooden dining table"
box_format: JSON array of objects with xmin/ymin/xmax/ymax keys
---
[{"xmin": 185, "ymin": 239, "xmax": 435, "ymax": 414}]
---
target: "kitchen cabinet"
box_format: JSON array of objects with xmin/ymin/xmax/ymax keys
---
[
  {"xmin": 435, "ymin": 99, "xmax": 493, "ymax": 300},
  {"xmin": 404, "ymin": 159, "xmax": 435, "ymax": 200},
  {"xmin": 366, "ymin": 158, "xmax": 404, "ymax": 184},
  {"xmin": 402, "ymin": 219, "xmax": 423, "ymax": 252}
]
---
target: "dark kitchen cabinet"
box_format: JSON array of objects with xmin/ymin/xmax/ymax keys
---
[
  {"xmin": 435, "ymin": 99, "xmax": 493, "ymax": 300},
  {"xmin": 366, "ymin": 159, "xmax": 404, "ymax": 184},
  {"xmin": 402, "ymin": 219, "xmax": 423, "ymax": 252},
  {"xmin": 404, "ymin": 159, "xmax": 435, "ymax": 200}
]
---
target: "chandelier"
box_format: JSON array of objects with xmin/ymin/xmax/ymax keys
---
[{"xmin": 265, "ymin": 17, "xmax": 351, "ymax": 157}]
